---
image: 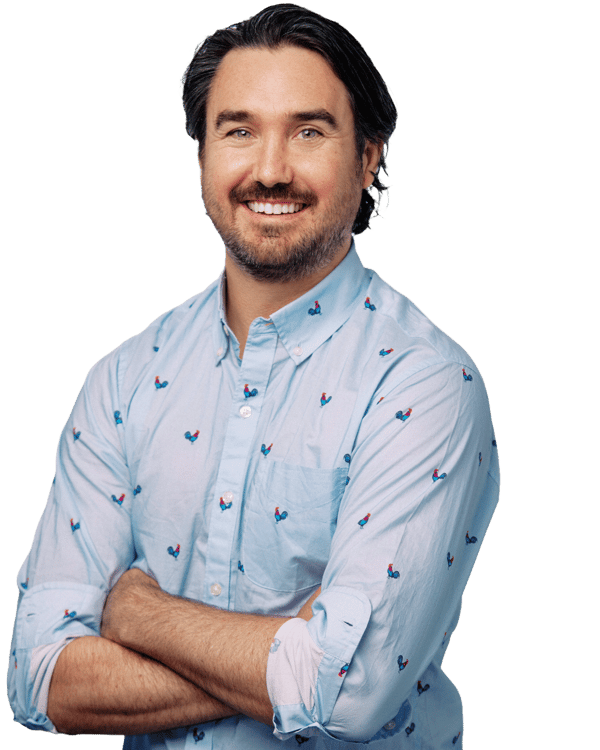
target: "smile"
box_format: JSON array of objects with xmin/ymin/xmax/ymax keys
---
[{"xmin": 246, "ymin": 201, "xmax": 306, "ymax": 215}]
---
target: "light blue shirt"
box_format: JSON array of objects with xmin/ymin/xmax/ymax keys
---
[{"xmin": 9, "ymin": 244, "xmax": 499, "ymax": 749}]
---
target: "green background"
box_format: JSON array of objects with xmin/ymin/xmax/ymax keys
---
[{"xmin": 0, "ymin": 0, "xmax": 598, "ymax": 750}]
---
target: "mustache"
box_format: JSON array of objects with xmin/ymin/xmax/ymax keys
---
[{"xmin": 231, "ymin": 182, "xmax": 315, "ymax": 205}]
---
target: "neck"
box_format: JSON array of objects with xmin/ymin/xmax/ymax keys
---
[{"xmin": 224, "ymin": 240, "xmax": 351, "ymax": 358}]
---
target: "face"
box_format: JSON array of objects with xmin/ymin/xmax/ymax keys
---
[{"xmin": 200, "ymin": 45, "xmax": 380, "ymax": 282}]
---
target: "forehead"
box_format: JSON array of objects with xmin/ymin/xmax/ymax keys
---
[{"xmin": 207, "ymin": 45, "xmax": 353, "ymax": 124}]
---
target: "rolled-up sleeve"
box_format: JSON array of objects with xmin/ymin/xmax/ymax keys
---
[
  {"xmin": 266, "ymin": 361, "xmax": 500, "ymax": 742},
  {"xmin": 8, "ymin": 346, "xmax": 136, "ymax": 731}
]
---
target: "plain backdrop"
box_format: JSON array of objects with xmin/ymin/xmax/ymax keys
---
[{"xmin": 1, "ymin": 1, "xmax": 598, "ymax": 748}]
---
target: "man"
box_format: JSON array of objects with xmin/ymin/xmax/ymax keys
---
[{"xmin": 8, "ymin": 4, "xmax": 499, "ymax": 748}]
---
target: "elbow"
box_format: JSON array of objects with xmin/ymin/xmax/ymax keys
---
[{"xmin": 324, "ymin": 683, "xmax": 410, "ymax": 743}]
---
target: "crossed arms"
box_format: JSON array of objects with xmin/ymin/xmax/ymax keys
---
[{"xmin": 47, "ymin": 571, "xmax": 320, "ymax": 734}]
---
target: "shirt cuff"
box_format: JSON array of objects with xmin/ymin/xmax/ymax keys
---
[{"xmin": 266, "ymin": 587, "xmax": 371, "ymax": 741}]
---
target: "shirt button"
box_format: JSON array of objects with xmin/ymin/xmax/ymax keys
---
[
  {"xmin": 210, "ymin": 583, "xmax": 222, "ymax": 596},
  {"xmin": 240, "ymin": 405, "xmax": 252, "ymax": 418},
  {"xmin": 217, "ymin": 347, "xmax": 223, "ymax": 357},
  {"xmin": 223, "ymin": 491, "xmax": 234, "ymax": 502},
  {"xmin": 293, "ymin": 346, "xmax": 303, "ymax": 356},
  {"xmin": 383, "ymin": 720, "xmax": 396, "ymax": 730}
]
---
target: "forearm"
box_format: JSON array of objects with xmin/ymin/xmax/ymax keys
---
[
  {"xmin": 47, "ymin": 635, "xmax": 237, "ymax": 735},
  {"xmin": 106, "ymin": 593, "xmax": 282, "ymax": 724},
  {"xmin": 102, "ymin": 575, "xmax": 320, "ymax": 727}
]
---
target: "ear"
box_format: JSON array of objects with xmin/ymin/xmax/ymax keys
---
[
  {"xmin": 362, "ymin": 140, "xmax": 384, "ymax": 190},
  {"xmin": 196, "ymin": 141, "xmax": 202, "ymax": 179}
]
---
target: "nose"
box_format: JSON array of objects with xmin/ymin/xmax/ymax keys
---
[{"xmin": 252, "ymin": 135, "xmax": 292, "ymax": 187}]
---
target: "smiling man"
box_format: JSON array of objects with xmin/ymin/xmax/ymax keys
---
[{"xmin": 8, "ymin": 5, "xmax": 499, "ymax": 749}]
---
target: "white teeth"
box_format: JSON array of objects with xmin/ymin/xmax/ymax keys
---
[{"xmin": 247, "ymin": 201, "xmax": 304, "ymax": 214}]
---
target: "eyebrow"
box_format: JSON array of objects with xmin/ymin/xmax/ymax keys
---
[{"xmin": 214, "ymin": 108, "xmax": 339, "ymax": 131}]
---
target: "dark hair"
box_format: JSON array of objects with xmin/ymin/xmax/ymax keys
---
[{"xmin": 182, "ymin": 4, "xmax": 397, "ymax": 234}]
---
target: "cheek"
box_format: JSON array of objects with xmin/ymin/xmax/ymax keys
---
[{"xmin": 203, "ymin": 150, "xmax": 251, "ymax": 196}]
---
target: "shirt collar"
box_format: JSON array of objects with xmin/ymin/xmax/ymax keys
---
[
  {"xmin": 213, "ymin": 242, "xmax": 371, "ymax": 366},
  {"xmin": 270, "ymin": 242, "xmax": 370, "ymax": 364}
]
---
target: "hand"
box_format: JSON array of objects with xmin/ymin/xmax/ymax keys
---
[
  {"xmin": 101, "ymin": 568, "xmax": 160, "ymax": 645},
  {"xmin": 297, "ymin": 587, "xmax": 321, "ymax": 621}
]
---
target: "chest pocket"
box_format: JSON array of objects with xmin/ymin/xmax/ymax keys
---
[{"xmin": 241, "ymin": 460, "xmax": 348, "ymax": 592}]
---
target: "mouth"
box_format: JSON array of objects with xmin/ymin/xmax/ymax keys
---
[{"xmin": 245, "ymin": 201, "xmax": 307, "ymax": 216}]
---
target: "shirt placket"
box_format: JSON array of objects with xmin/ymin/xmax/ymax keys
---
[{"xmin": 203, "ymin": 318, "xmax": 278, "ymax": 607}]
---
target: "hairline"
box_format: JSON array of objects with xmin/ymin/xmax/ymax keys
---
[{"xmin": 199, "ymin": 41, "xmax": 369, "ymax": 165}]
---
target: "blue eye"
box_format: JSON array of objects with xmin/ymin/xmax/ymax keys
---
[
  {"xmin": 231, "ymin": 129, "xmax": 251, "ymax": 139},
  {"xmin": 299, "ymin": 129, "xmax": 319, "ymax": 139}
]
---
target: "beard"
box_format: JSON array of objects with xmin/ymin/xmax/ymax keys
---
[{"xmin": 201, "ymin": 176, "xmax": 362, "ymax": 283}]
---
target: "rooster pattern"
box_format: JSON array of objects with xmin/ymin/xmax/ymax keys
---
[
  {"xmin": 17, "ymin": 252, "xmax": 498, "ymax": 750},
  {"xmin": 220, "ymin": 497, "xmax": 232, "ymax": 512}
]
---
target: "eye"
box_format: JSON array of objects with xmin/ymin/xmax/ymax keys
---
[
  {"xmin": 298, "ymin": 128, "xmax": 321, "ymax": 140},
  {"xmin": 229, "ymin": 129, "xmax": 252, "ymax": 139}
]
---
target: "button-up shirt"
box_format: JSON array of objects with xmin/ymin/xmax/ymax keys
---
[{"xmin": 8, "ymin": 244, "xmax": 499, "ymax": 749}]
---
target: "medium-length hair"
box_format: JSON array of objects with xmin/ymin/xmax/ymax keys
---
[{"xmin": 182, "ymin": 3, "xmax": 397, "ymax": 234}]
